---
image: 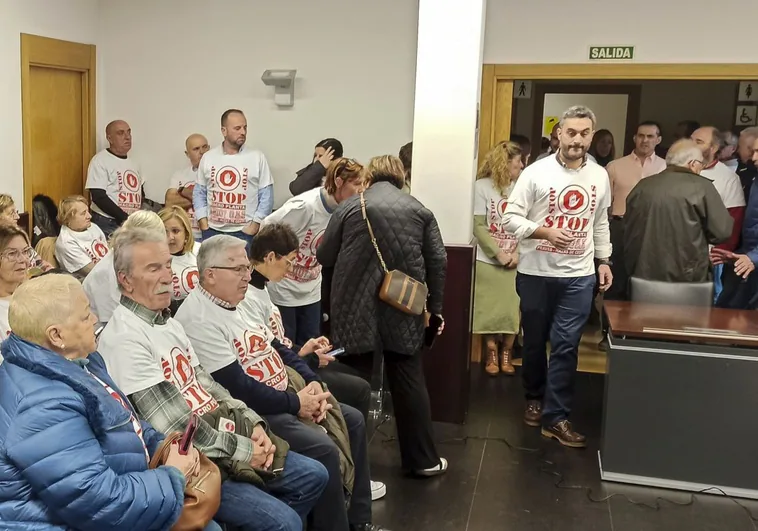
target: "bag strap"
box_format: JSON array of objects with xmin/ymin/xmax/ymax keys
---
[{"xmin": 360, "ymin": 192, "xmax": 389, "ymax": 274}]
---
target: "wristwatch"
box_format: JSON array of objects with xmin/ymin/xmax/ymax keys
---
[{"xmin": 597, "ymin": 258, "xmax": 612, "ymax": 266}]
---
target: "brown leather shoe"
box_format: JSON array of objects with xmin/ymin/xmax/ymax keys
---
[
  {"xmin": 523, "ymin": 400, "xmax": 542, "ymax": 427},
  {"xmin": 500, "ymin": 349, "xmax": 515, "ymax": 375},
  {"xmin": 485, "ymin": 341, "xmax": 499, "ymax": 376},
  {"xmin": 541, "ymin": 420, "xmax": 587, "ymax": 448}
]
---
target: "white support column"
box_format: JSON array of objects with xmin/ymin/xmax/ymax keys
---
[{"xmin": 410, "ymin": 0, "xmax": 487, "ymax": 245}]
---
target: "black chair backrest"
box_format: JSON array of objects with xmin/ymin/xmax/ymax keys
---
[{"xmin": 629, "ymin": 277, "xmax": 713, "ymax": 307}]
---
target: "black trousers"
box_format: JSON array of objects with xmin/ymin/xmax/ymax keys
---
[
  {"xmin": 716, "ymin": 263, "xmax": 758, "ymax": 309},
  {"xmin": 319, "ymin": 362, "xmax": 372, "ymax": 422},
  {"xmin": 602, "ymin": 216, "xmax": 628, "ymax": 336},
  {"xmin": 341, "ymin": 351, "xmax": 440, "ymax": 471},
  {"xmin": 264, "ymin": 404, "xmax": 371, "ymax": 531}
]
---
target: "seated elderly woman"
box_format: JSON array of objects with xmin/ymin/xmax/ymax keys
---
[
  {"xmin": 0, "ymin": 274, "xmax": 220, "ymax": 530},
  {"xmin": 0, "ymin": 225, "xmax": 34, "ymax": 349},
  {"xmin": 54, "ymin": 195, "xmax": 110, "ymax": 278},
  {"xmin": 159, "ymin": 205, "xmax": 201, "ymax": 301},
  {"xmin": 0, "ymin": 194, "xmax": 20, "ymax": 226}
]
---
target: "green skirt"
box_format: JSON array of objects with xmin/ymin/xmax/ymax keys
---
[{"xmin": 472, "ymin": 260, "xmax": 520, "ymax": 334}]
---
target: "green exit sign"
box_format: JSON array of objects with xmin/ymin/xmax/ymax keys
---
[{"xmin": 589, "ymin": 46, "xmax": 634, "ymax": 61}]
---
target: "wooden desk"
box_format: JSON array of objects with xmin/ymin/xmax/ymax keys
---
[{"xmin": 601, "ymin": 301, "xmax": 758, "ymax": 499}]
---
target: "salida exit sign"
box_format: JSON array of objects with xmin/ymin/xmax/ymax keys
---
[{"xmin": 589, "ymin": 46, "xmax": 634, "ymax": 61}]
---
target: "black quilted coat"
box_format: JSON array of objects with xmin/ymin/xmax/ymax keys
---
[{"xmin": 317, "ymin": 181, "xmax": 447, "ymax": 356}]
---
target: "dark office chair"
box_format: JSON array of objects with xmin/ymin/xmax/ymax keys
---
[{"xmin": 629, "ymin": 277, "xmax": 714, "ymax": 307}]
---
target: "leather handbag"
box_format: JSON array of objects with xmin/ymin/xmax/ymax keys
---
[
  {"xmin": 360, "ymin": 192, "xmax": 428, "ymax": 315},
  {"xmin": 149, "ymin": 432, "xmax": 222, "ymax": 531}
]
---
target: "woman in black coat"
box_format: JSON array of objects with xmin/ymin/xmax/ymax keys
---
[{"xmin": 316, "ymin": 155, "xmax": 448, "ymax": 476}]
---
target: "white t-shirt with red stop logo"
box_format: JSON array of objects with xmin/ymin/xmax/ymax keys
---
[
  {"xmin": 474, "ymin": 178, "xmax": 518, "ymax": 265},
  {"xmin": 55, "ymin": 224, "xmax": 110, "ymax": 274},
  {"xmin": 99, "ymin": 305, "xmax": 220, "ymax": 418},
  {"xmin": 170, "ymin": 166, "xmax": 202, "ymax": 241},
  {"xmin": 85, "ymin": 149, "xmax": 143, "ymax": 218},
  {"xmin": 504, "ymin": 155, "xmax": 612, "ymax": 278},
  {"xmin": 196, "ymin": 145, "xmax": 274, "ymax": 232},
  {"xmin": 171, "ymin": 242, "xmax": 201, "ymax": 300},
  {"xmin": 262, "ymin": 187, "xmax": 331, "ymax": 307},
  {"xmin": 175, "ymin": 288, "xmax": 289, "ymax": 391},
  {"xmin": 238, "ymin": 283, "xmax": 293, "ymax": 349}
]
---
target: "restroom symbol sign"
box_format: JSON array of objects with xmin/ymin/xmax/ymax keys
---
[
  {"xmin": 514, "ymin": 80, "xmax": 532, "ymax": 99},
  {"xmin": 738, "ymin": 82, "xmax": 758, "ymax": 102}
]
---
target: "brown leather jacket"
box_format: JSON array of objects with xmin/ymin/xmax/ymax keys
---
[{"xmin": 623, "ymin": 165, "xmax": 733, "ymax": 282}]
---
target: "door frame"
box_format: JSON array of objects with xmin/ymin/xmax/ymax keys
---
[
  {"xmin": 478, "ymin": 63, "xmax": 758, "ymax": 162},
  {"xmin": 20, "ymin": 33, "xmax": 96, "ymax": 226}
]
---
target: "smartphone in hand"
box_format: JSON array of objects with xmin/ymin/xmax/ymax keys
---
[{"xmin": 178, "ymin": 414, "xmax": 199, "ymax": 455}]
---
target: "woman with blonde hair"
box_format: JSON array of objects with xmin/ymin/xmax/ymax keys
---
[
  {"xmin": 54, "ymin": 195, "xmax": 109, "ymax": 277},
  {"xmin": 0, "ymin": 195, "xmax": 20, "ymax": 226},
  {"xmin": 318, "ymin": 154, "xmax": 448, "ymax": 477},
  {"xmin": 263, "ymin": 157, "xmax": 366, "ymax": 346},
  {"xmin": 159, "ymin": 205, "xmax": 201, "ymax": 301},
  {"xmin": 473, "ymin": 141, "xmax": 524, "ymax": 376}
]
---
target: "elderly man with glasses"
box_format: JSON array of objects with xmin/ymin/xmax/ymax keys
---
[
  {"xmin": 97, "ymin": 224, "xmax": 328, "ymax": 531},
  {"xmin": 175, "ymin": 235, "xmax": 389, "ymax": 531}
]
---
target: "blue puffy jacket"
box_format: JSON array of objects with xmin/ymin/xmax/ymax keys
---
[{"xmin": 0, "ymin": 334, "xmax": 185, "ymax": 530}]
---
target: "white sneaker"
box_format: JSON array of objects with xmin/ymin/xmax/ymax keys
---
[
  {"xmin": 371, "ymin": 480, "xmax": 387, "ymax": 501},
  {"xmin": 413, "ymin": 457, "xmax": 449, "ymax": 477}
]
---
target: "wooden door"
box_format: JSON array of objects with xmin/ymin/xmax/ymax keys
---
[
  {"xmin": 21, "ymin": 34, "xmax": 96, "ymax": 231},
  {"xmin": 28, "ymin": 67, "xmax": 85, "ymax": 206}
]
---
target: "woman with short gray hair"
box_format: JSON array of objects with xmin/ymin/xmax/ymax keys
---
[{"xmin": 0, "ymin": 274, "xmax": 211, "ymax": 530}]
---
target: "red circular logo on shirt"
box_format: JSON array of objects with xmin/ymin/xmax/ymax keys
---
[
  {"xmin": 124, "ymin": 171, "xmax": 140, "ymax": 192},
  {"xmin": 182, "ymin": 267, "xmax": 199, "ymax": 293},
  {"xmin": 92, "ymin": 241, "xmax": 108, "ymax": 258},
  {"xmin": 310, "ymin": 229, "xmax": 326, "ymax": 255},
  {"xmin": 224, "ymin": 421, "xmax": 235, "ymax": 432},
  {"xmin": 217, "ymin": 166, "xmax": 241, "ymax": 191},
  {"xmin": 557, "ymin": 185, "xmax": 589, "ymax": 216},
  {"xmin": 496, "ymin": 199, "xmax": 508, "ymax": 218}
]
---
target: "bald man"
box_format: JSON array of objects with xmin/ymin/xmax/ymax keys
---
[
  {"xmin": 85, "ymin": 120, "xmax": 144, "ymax": 237},
  {"xmin": 165, "ymin": 134, "xmax": 210, "ymax": 241}
]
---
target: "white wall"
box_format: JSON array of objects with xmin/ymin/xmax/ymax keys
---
[
  {"xmin": 484, "ymin": 0, "xmax": 758, "ymax": 64},
  {"xmin": 0, "ymin": 0, "xmax": 99, "ymax": 209},
  {"xmin": 97, "ymin": 0, "xmax": 419, "ymax": 204}
]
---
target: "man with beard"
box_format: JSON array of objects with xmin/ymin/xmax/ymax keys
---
[
  {"xmin": 194, "ymin": 109, "xmax": 274, "ymax": 250},
  {"xmin": 503, "ymin": 105, "xmax": 612, "ymax": 448}
]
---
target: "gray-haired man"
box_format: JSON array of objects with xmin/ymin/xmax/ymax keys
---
[{"xmin": 503, "ymin": 105, "xmax": 613, "ymax": 448}]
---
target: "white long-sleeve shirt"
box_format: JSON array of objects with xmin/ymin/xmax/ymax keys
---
[{"xmin": 503, "ymin": 154, "xmax": 612, "ymax": 278}]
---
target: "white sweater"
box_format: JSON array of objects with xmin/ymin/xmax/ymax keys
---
[{"xmin": 503, "ymin": 155, "xmax": 612, "ymax": 277}]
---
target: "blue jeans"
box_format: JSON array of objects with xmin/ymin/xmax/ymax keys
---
[
  {"xmin": 91, "ymin": 211, "xmax": 120, "ymax": 239},
  {"xmin": 215, "ymin": 451, "xmax": 328, "ymax": 531},
  {"xmin": 713, "ymin": 263, "xmax": 724, "ymax": 303},
  {"xmin": 278, "ymin": 300, "xmax": 322, "ymax": 347},
  {"xmin": 202, "ymin": 228, "xmax": 254, "ymax": 255},
  {"xmin": 516, "ymin": 273, "xmax": 595, "ymax": 427},
  {"xmin": 204, "ymin": 522, "xmax": 223, "ymax": 531}
]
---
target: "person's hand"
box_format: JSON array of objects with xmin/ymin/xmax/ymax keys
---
[
  {"xmin": 734, "ymin": 254, "xmax": 755, "ymax": 279},
  {"xmin": 710, "ymin": 247, "xmax": 735, "ymax": 265},
  {"xmin": 165, "ymin": 441, "xmax": 200, "ymax": 479},
  {"xmin": 252, "ymin": 424, "xmax": 276, "ymax": 470},
  {"xmin": 198, "ymin": 218, "xmax": 209, "ymax": 231},
  {"xmin": 316, "ymin": 147, "xmax": 335, "ymax": 169},
  {"xmin": 313, "ymin": 397, "xmax": 333, "ymax": 423},
  {"xmin": 242, "ymin": 222, "xmax": 260, "ymax": 236},
  {"xmin": 39, "ymin": 260, "xmax": 54, "ymax": 272},
  {"xmin": 598, "ymin": 264, "xmax": 613, "ymax": 292},
  {"xmin": 300, "ymin": 336, "xmax": 331, "ymax": 356},
  {"xmin": 496, "ymin": 251, "xmax": 516, "ymax": 268},
  {"xmin": 544, "ymin": 228, "xmax": 574, "ymax": 250},
  {"xmin": 297, "ymin": 386, "xmax": 332, "ymax": 420}
]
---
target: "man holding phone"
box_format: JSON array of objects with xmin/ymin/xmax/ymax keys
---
[{"xmin": 504, "ymin": 105, "xmax": 613, "ymax": 449}]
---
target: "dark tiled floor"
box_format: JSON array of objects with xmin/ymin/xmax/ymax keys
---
[{"xmin": 367, "ymin": 369, "xmax": 758, "ymax": 531}]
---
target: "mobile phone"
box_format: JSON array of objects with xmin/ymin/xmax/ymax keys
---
[
  {"xmin": 326, "ymin": 347, "xmax": 345, "ymax": 357},
  {"xmin": 178, "ymin": 414, "xmax": 199, "ymax": 455}
]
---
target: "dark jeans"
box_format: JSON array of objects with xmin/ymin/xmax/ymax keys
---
[
  {"xmin": 716, "ymin": 263, "xmax": 758, "ymax": 310},
  {"xmin": 215, "ymin": 452, "xmax": 328, "ymax": 531},
  {"xmin": 278, "ymin": 301, "xmax": 322, "ymax": 348},
  {"xmin": 264, "ymin": 403, "xmax": 372, "ymax": 531},
  {"xmin": 202, "ymin": 228, "xmax": 254, "ymax": 254},
  {"xmin": 516, "ymin": 273, "xmax": 595, "ymax": 427},
  {"xmin": 318, "ymin": 362, "xmax": 372, "ymax": 422},
  {"xmin": 605, "ymin": 216, "xmax": 628, "ymax": 301},
  {"xmin": 91, "ymin": 211, "xmax": 120, "ymax": 239},
  {"xmin": 341, "ymin": 351, "xmax": 440, "ymax": 471}
]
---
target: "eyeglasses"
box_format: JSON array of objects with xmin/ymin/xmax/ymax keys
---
[
  {"xmin": 276, "ymin": 254, "xmax": 295, "ymax": 269},
  {"xmin": 1, "ymin": 247, "xmax": 34, "ymax": 263},
  {"xmin": 211, "ymin": 264, "xmax": 252, "ymax": 276}
]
